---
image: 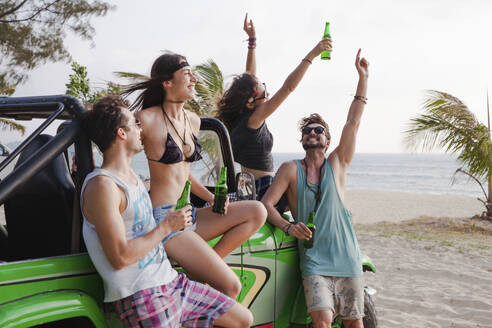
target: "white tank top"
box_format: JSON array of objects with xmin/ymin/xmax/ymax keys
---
[{"xmin": 81, "ymin": 168, "xmax": 177, "ymax": 302}]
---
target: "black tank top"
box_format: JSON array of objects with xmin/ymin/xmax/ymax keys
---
[{"xmin": 230, "ymin": 111, "xmax": 274, "ymax": 171}]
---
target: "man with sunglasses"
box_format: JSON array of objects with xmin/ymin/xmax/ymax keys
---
[{"xmin": 262, "ymin": 49, "xmax": 369, "ymax": 328}]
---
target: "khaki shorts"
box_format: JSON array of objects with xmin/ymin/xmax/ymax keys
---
[{"xmin": 302, "ymin": 275, "xmax": 364, "ymax": 320}]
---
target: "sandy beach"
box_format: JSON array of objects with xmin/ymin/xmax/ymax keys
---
[
  {"xmin": 1, "ymin": 190, "xmax": 491, "ymax": 326},
  {"xmin": 342, "ymin": 190, "xmax": 492, "ymax": 327},
  {"xmin": 357, "ymin": 218, "xmax": 492, "ymax": 327},
  {"xmin": 344, "ymin": 189, "xmax": 484, "ymax": 225}
]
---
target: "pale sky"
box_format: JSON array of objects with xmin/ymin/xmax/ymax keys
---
[{"xmin": 6, "ymin": 0, "xmax": 492, "ymax": 153}]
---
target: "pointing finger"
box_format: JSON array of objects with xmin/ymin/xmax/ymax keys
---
[{"xmin": 355, "ymin": 48, "xmax": 361, "ymax": 66}]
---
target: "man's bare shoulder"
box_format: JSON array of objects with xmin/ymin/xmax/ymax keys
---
[
  {"xmin": 277, "ymin": 160, "xmax": 298, "ymax": 178},
  {"xmin": 84, "ymin": 175, "xmax": 118, "ymax": 202},
  {"xmin": 279, "ymin": 160, "xmax": 298, "ymax": 170},
  {"xmin": 83, "ymin": 175, "xmax": 122, "ymax": 224}
]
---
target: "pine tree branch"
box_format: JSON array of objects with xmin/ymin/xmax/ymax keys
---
[
  {"xmin": 0, "ymin": 0, "xmax": 62, "ymax": 23},
  {"xmin": 0, "ymin": 0, "xmax": 29, "ymax": 19}
]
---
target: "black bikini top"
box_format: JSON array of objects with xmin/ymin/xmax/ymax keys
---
[
  {"xmin": 148, "ymin": 107, "xmax": 203, "ymax": 165},
  {"xmin": 153, "ymin": 133, "xmax": 202, "ymax": 164}
]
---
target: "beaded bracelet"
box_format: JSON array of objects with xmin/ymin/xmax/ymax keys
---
[{"xmin": 248, "ymin": 37, "xmax": 256, "ymax": 49}]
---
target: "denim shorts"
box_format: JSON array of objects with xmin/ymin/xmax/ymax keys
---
[
  {"xmin": 255, "ymin": 175, "xmax": 274, "ymax": 200},
  {"xmin": 153, "ymin": 204, "xmax": 197, "ymax": 243}
]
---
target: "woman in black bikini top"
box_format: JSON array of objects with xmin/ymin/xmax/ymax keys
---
[
  {"xmin": 148, "ymin": 103, "xmax": 202, "ymax": 165},
  {"xmin": 121, "ymin": 52, "xmax": 266, "ymax": 300}
]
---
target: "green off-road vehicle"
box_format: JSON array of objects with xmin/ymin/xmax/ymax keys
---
[{"xmin": 0, "ymin": 95, "xmax": 377, "ymax": 327}]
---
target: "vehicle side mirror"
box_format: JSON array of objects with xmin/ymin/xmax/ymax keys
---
[
  {"xmin": 236, "ymin": 172, "xmax": 256, "ymax": 201},
  {"xmin": 0, "ymin": 144, "xmax": 10, "ymax": 157}
]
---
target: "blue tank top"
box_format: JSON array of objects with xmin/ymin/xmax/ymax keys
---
[{"xmin": 296, "ymin": 159, "xmax": 362, "ymax": 278}]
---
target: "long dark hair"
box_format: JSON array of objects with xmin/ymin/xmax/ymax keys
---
[
  {"xmin": 215, "ymin": 73, "xmax": 257, "ymax": 130},
  {"xmin": 122, "ymin": 53, "xmax": 186, "ymax": 111}
]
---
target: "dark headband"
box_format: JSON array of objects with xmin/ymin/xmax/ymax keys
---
[{"xmin": 171, "ymin": 61, "xmax": 190, "ymax": 73}]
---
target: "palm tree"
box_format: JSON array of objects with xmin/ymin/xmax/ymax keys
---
[
  {"xmin": 403, "ymin": 90, "xmax": 492, "ymax": 220},
  {"xmin": 0, "ymin": 86, "xmax": 25, "ymax": 135},
  {"xmin": 185, "ymin": 59, "xmax": 224, "ymax": 117},
  {"xmin": 0, "ymin": 118, "xmax": 25, "ymax": 135}
]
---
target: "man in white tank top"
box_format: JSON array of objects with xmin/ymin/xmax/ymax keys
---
[{"xmin": 80, "ymin": 96, "xmax": 252, "ymax": 328}]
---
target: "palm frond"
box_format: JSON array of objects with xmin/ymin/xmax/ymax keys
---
[
  {"xmin": 113, "ymin": 71, "xmax": 149, "ymax": 82},
  {"xmin": 0, "ymin": 118, "xmax": 25, "ymax": 135},
  {"xmin": 0, "ymin": 85, "xmax": 16, "ymax": 96},
  {"xmin": 185, "ymin": 59, "xmax": 225, "ymax": 117},
  {"xmin": 487, "ymin": 89, "xmax": 490, "ymax": 132},
  {"xmin": 194, "ymin": 59, "xmax": 224, "ymax": 96},
  {"xmin": 403, "ymin": 90, "xmax": 492, "ymax": 179}
]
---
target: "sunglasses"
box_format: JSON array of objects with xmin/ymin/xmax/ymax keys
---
[
  {"xmin": 122, "ymin": 119, "xmax": 141, "ymax": 130},
  {"xmin": 253, "ymin": 83, "xmax": 267, "ymax": 102},
  {"xmin": 302, "ymin": 126, "xmax": 325, "ymax": 135}
]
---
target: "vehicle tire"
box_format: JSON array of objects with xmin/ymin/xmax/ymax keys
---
[{"xmin": 362, "ymin": 288, "xmax": 378, "ymax": 328}]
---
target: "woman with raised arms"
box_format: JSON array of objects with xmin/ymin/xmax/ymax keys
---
[{"xmin": 216, "ymin": 14, "xmax": 332, "ymax": 200}]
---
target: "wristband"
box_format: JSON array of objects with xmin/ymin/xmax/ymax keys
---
[
  {"xmin": 283, "ymin": 223, "xmax": 293, "ymax": 236},
  {"xmin": 354, "ymin": 95, "xmax": 367, "ymax": 104},
  {"xmin": 302, "ymin": 58, "xmax": 312, "ymax": 64},
  {"xmin": 245, "ymin": 37, "xmax": 256, "ymax": 49}
]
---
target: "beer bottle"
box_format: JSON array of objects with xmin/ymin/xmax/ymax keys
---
[
  {"xmin": 212, "ymin": 167, "xmax": 228, "ymax": 214},
  {"xmin": 303, "ymin": 211, "xmax": 316, "ymax": 249},
  {"xmin": 175, "ymin": 180, "xmax": 191, "ymax": 211},
  {"xmin": 321, "ymin": 22, "xmax": 331, "ymax": 60}
]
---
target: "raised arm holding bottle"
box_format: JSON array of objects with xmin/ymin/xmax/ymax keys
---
[
  {"xmin": 262, "ymin": 48, "xmax": 369, "ymax": 328},
  {"xmin": 216, "ymin": 14, "xmax": 333, "ymax": 201}
]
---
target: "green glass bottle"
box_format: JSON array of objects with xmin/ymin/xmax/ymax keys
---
[
  {"xmin": 303, "ymin": 211, "xmax": 316, "ymax": 249},
  {"xmin": 321, "ymin": 22, "xmax": 331, "ymax": 60},
  {"xmin": 212, "ymin": 167, "xmax": 228, "ymax": 214},
  {"xmin": 175, "ymin": 180, "xmax": 191, "ymax": 211}
]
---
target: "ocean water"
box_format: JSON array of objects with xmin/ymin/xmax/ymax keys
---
[{"xmin": 132, "ymin": 152, "xmax": 485, "ymax": 198}]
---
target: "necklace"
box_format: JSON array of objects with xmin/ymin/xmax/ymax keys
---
[
  {"xmin": 161, "ymin": 104, "xmax": 192, "ymax": 155},
  {"xmin": 303, "ymin": 158, "xmax": 325, "ymax": 212}
]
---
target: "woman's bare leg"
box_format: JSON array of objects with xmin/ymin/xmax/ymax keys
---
[
  {"xmin": 214, "ymin": 303, "xmax": 253, "ymax": 328},
  {"xmin": 164, "ymin": 230, "xmax": 241, "ymax": 298},
  {"xmin": 195, "ymin": 200, "xmax": 266, "ymax": 258}
]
